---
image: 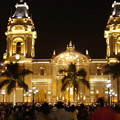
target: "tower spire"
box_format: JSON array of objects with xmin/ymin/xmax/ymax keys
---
[
  {"xmin": 6, "ymin": 0, "xmax": 37, "ymax": 60},
  {"xmin": 66, "ymin": 41, "xmax": 75, "ymax": 52},
  {"xmin": 52, "ymin": 50, "xmax": 56, "ymax": 58},
  {"xmin": 12, "ymin": 0, "xmax": 29, "ymax": 18},
  {"xmin": 86, "ymin": 49, "xmax": 89, "ymax": 55},
  {"xmin": 53, "ymin": 50, "xmax": 56, "ymax": 56},
  {"xmin": 69, "ymin": 40, "xmax": 72, "ymax": 47}
]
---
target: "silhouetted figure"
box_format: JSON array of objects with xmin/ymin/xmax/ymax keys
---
[
  {"xmin": 70, "ymin": 105, "xmax": 78, "ymax": 120},
  {"xmin": 0, "ymin": 112, "xmax": 3, "ymax": 120},
  {"xmin": 15, "ymin": 107, "xmax": 23, "ymax": 120},
  {"xmin": 78, "ymin": 103, "xmax": 88, "ymax": 120},
  {"xmin": 53, "ymin": 101, "xmax": 73, "ymax": 120},
  {"xmin": 36, "ymin": 102, "xmax": 51, "ymax": 120},
  {"xmin": 23, "ymin": 107, "xmax": 32, "ymax": 120}
]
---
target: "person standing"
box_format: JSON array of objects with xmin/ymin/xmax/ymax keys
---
[{"xmin": 53, "ymin": 102, "xmax": 73, "ymax": 120}]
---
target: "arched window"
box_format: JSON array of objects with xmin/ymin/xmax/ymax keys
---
[
  {"xmin": 97, "ymin": 66, "xmax": 102, "ymax": 75},
  {"xmin": 39, "ymin": 67, "xmax": 45, "ymax": 75},
  {"xmin": 12, "ymin": 38, "xmax": 24, "ymax": 55},
  {"xmin": 16, "ymin": 42, "xmax": 22, "ymax": 54},
  {"xmin": 117, "ymin": 37, "xmax": 120, "ymax": 54},
  {"xmin": 40, "ymin": 69, "xmax": 44, "ymax": 75},
  {"xmin": 12, "ymin": 25, "xmax": 25, "ymax": 32}
]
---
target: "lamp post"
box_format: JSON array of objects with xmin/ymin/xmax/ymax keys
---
[
  {"xmin": 109, "ymin": 90, "xmax": 117, "ymax": 103},
  {"xmin": 31, "ymin": 86, "xmax": 38, "ymax": 104},
  {"xmin": 90, "ymin": 90, "xmax": 94, "ymax": 103},
  {"xmin": 23, "ymin": 91, "xmax": 31, "ymax": 103},
  {"xmin": 1, "ymin": 89, "xmax": 5, "ymax": 103},
  {"xmin": 107, "ymin": 80, "xmax": 111, "ymax": 105},
  {"xmin": 114, "ymin": 94, "xmax": 118, "ymax": 103},
  {"xmin": 109, "ymin": 89, "xmax": 113, "ymax": 104}
]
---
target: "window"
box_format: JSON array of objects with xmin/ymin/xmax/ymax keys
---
[
  {"xmin": 97, "ymin": 67, "xmax": 102, "ymax": 75},
  {"xmin": 40, "ymin": 69, "xmax": 44, "ymax": 75},
  {"xmin": 12, "ymin": 38, "xmax": 24, "ymax": 55},
  {"xmin": 117, "ymin": 37, "xmax": 120, "ymax": 53},
  {"xmin": 12, "ymin": 25, "xmax": 25, "ymax": 31},
  {"xmin": 16, "ymin": 42, "xmax": 21, "ymax": 54},
  {"xmin": 39, "ymin": 67, "xmax": 45, "ymax": 75}
]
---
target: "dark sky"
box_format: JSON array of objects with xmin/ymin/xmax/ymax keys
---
[{"xmin": 0, "ymin": 0, "xmax": 114, "ymax": 60}]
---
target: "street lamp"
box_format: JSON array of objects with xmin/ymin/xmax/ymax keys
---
[
  {"xmin": 15, "ymin": 54, "xmax": 20, "ymax": 60},
  {"xmin": 107, "ymin": 79, "xmax": 111, "ymax": 104},
  {"xmin": 31, "ymin": 86, "xmax": 38, "ymax": 104},
  {"xmin": 15, "ymin": 54, "xmax": 20, "ymax": 63},
  {"xmin": 112, "ymin": 92, "xmax": 115, "ymax": 103},
  {"xmin": 109, "ymin": 90, "xmax": 117, "ymax": 103},
  {"xmin": 23, "ymin": 91, "xmax": 31, "ymax": 103},
  {"xmin": 1, "ymin": 89, "xmax": 5, "ymax": 103}
]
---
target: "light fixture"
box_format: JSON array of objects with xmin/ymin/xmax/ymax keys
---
[
  {"xmin": 60, "ymin": 54, "xmax": 64, "ymax": 58},
  {"xmin": 96, "ymin": 90, "xmax": 99, "ymax": 94},
  {"xmin": 48, "ymin": 91, "xmax": 51, "ymax": 94},
  {"xmin": 105, "ymin": 91, "xmax": 108, "ymax": 94},
  {"xmin": 83, "ymin": 96, "xmax": 86, "ymax": 101},
  {"xmin": 15, "ymin": 54, "xmax": 20, "ymax": 60},
  {"xmin": 76, "ymin": 54, "xmax": 79, "ymax": 58},
  {"xmin": 90, "ymin": 91, "xmax": 94, "ymax": 94},
  {"xmin": 33, "ymin": 86, "xmax": 36, "ymax": 90},
  {"xmin": 1, "ymin": 90, "xmax": 5, "ymax": 102}
]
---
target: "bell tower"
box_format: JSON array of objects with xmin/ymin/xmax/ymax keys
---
[
  {"xmin": 104, "ymin": 0, "xmax": 120, "ymax": 59},
  {"xmin": 5, "ymin": 0, "xmax": 37, "ymax": 61}
]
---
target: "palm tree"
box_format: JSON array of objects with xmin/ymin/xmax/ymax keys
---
[
  {"xmin": 59, "ymin": 63, "xmax": 90, "ymax": 105},
  {"xmin": 0, "ymin": 62, "xmax": 32, "ymax": 106},
  {"xmin": 105, "ymin": 59, "xmax": 120, "ymax": 102}
]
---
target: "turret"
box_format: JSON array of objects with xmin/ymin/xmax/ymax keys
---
[
  {"xmin": 66, "ymin": 41, "xmax": 75, "ymax": 52},
  {"xmin": 86, "ymin": 49, "xmax": 90, "ymax": 59},
  {"xmin": 5, "ymin": 0, "xmax": 37, "ymax": 62},
  {"xmin": 104, "ymin": 0, "xmax": 120, "ymax": 59},
  {"xmin": 52, "ymin": 50, "xmax": 56, "ymax": 59},
  {"xmin": 12, "ymin": 0, "xmax": 29, "ymax": 19}
]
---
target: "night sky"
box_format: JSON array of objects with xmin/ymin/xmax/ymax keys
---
[{"xmin": 0, "ymin": 0, "xmax": 115, "ymax": 60}]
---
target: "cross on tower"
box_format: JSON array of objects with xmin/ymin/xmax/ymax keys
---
[{"xmin": 20, "ymin": 0, "xmax": 24, "ymax": 2}]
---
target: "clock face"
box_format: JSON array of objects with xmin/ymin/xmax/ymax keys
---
[{"xmin": 16, "ymin": 10, "xmax": 24, "ymax": 17}]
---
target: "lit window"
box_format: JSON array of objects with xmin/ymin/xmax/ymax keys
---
[
  {"xmin": 12, "ymin": 38, "xmax": 24, "ymax": 55},
  {"xmin": 39, "ymin": 67, "xmax": 45, "ymax": 75},
  {"xmin": 16, "ymin": 42, "xmax": 22, "ymax": 54},
  {"xmin": 40, "ymin": 69, "xmax": 44, "ymax": 75},
  {"xmin": 97, "ymin": 67, "xmax": 102, "ymax": 75},
  {"xmin": 12, "ymin": 25, "xmax": 25, "ymax": 32}
]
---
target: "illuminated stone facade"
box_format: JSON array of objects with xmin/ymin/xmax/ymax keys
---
[{"xmin": 0, "ymin": 1, "xmax": 119, "ymax": 104}]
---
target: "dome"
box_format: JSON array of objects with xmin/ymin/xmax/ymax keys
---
[{"xmin": 52, "ymin": 41, "xmax": 89, "ymax": 65}]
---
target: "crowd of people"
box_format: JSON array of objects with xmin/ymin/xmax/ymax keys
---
[{"xmin": 0, "ymin": 99, "xmax": 120, "ymax": 120}]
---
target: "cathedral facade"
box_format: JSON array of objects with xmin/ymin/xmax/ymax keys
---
[{"xmin": 0, "ymin": 1, "xmax": 119, "ymax": 104}]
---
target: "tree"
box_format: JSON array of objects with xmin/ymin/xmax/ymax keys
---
[
  {"xmin": 105, "ymin": 59, "xmax": 120, "ymax": 102},
  {"xmin": 0, "ymin": 62, "xmax": 32, "ymax": 106},
  {"xmin": 59, "ymin": 63, "xmax": 90, "ymax": 105}
]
